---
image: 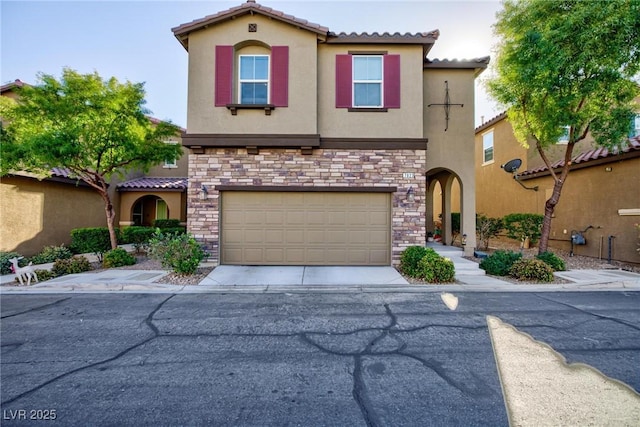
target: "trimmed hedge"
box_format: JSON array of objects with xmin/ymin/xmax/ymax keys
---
[
  {"xmin": 103, "ymin": 248, "xmax": 136, "ymax": 268},
  {"xmin": 480, "ymin": 250, "xmax": 522, "ymax": 276},
  {"xmin": 70, "ymin": 227, "xmax": 120, "ymax": 259},
  {"xmin": 536, "ymin": 251, "xmax": 566, "ymax": 271},
  {"xmin": 400, "ymin": 246, "xmax": 429, "ymax": 277},
  {"xmin": 52, "ymin": 256, "xmax": 92, "ymax": 276},
  {"xmin": 509, "ymin": 259, "xmax": 554, "ymax": 282},
  {"xmin": 153, "ymin": 219, "xmax": 181, "ymax": 229}
]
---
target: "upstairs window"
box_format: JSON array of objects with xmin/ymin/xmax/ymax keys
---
[
  {"xmin": 482, "ymin": 130, "xmax": 494, "ymax": 164},
  {"xmin": 215, "ymin": 45, "xmax": 288, "ymax": 108},
  {"xmin": 633, "ymin": 114, "xmax": 640, "ymax": 137},
  {"xmin": 336, "ymin": 53, "xmax": 400, "ymax": 109},
  {"xmin": 353, "ymin": 56, "xmax": 383, "ymax": 107},
  {"xmin": 163, "ymin": 140, "xmax": 178, "ymax": 168},
  {"xmin": 239, "ymin": 55, "xmax": 269, "ymax": 104}
]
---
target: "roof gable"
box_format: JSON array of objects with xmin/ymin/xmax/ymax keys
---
[{"xmin": 172, "ymin": 0, "xmax": 329, "ymax": 50}]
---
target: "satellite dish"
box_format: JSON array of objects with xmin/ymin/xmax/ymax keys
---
[{"xmin": 501, "ymin": 158, "xmax": 522, "ymax": 173}]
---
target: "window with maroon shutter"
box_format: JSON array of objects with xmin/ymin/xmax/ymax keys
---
[
  {"xmin": 215, "ymin": 44, "xmax": 289, "ymax": 110},
  {"xmin": 271, "ymin": 46, "xmax": 288, "ymax": 107},
  {"xmin": 215, "ymin": 45, "xmax": 234, "ymax": 106},
  {"xmin": 335, "ymin": 53, "xmax": 400, "ymax": 109}
]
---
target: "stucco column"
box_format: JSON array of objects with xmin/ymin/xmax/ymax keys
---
[
  {"xmin": 460, "ymin": 177, "xmax": 477, "ymax": 256},
  {"xmin": 442, "ymin": 176, "xmax": 452, "ymax": 245}
]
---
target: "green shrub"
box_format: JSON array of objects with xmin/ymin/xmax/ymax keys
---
[
  {"xmin": 476, "ymin": 214, "xmax": 504, "ymax": 250},
  {"xmin": 451, "ymin": 212, "xmax": 461, "ymax": 234},
  {"xmin": 480, "ymin": 250, "xmax": 522, "ymax": 276},
  {"xmin": 536, "ymin": 251, "xmax": 566, "ymax": 271},
  {"xmin": 400, "ymin": 246, "xmax": 429, "ymax": 277},
  {"xmin": 121, "ymin": 227, "xmax": 156, "ymax": 253},
  {"xmin": 148, "ymin": 231, "xmax": 205, "ymax": 275},
  {"xmin": 153, "ymin": 219, "xmax": 181, "ymax": 229},
  {"xmin": 418, "ymin": 253, "xmax": 455, "ymax": 283},
  {"xmin": 103, "ymin": 248, "xmax": 136, "ymax": 268},
  {"xmin": 52, "ymin": 256, "xmax": 92, "ymax": 276},
  {"xmin": 509, "ymin": 258, "xmax": 554, "ymax": 282},
  {"xmin": 503, "ymin": 213, "xmax": 544, "ymax": 245},
  {"xmin": 161, "ymin": 226, "xmax": 186, "ymax": 235},
  {"xmin": 30, "ymin": 245, "xmax": 73, "ymax": 265},
  {"xmin": 70, "ymin": 227, "xmax": 120, "ymax": 260},
  {"xmin": 33, "ymin": 269, "xmax": 55, "ymax": 282},
  {"xmin": 0, "ymin": 251, "xmax": 26, "ymax": 275}
]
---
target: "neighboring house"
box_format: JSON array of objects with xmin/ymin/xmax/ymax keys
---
[
  {"xmin": 172, "ymin": 0, "xmax": 488, "ymax": 266},
  {"xmin": 475, "ymin": 112, "xmax": 640, "ymax": 264},
  {"xmin": 116, "ymin": 118, "xmax": 188, "ymax": 228},
  {"xmin": 0, "ymin": 80, "xmax": 187, "ymax": 256}
]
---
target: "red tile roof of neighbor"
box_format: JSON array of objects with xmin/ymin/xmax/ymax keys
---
[
  {"xmin": 117, "ymin": 177, "xmax": 188, "ymax": 191},
  {"xmin": 519, "ymin": 136, "xmax": 640, "ymax": 177},
  {"xmin": 0, "ymin": 79, "xmax": 25, "ymax": 93}
]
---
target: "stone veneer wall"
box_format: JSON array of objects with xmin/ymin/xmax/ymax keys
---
[{"xmin": 188, "ymin": 148, "xmax": 426, "ymax": 265}]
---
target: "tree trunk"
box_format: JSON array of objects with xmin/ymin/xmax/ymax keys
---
[
  {"xmin": 537, "ymin": 141, "xmax": 576, "ymax": 255},
  {"xmin": 98, "ymin": 189, "xmax": 118, "ymax": 250}
]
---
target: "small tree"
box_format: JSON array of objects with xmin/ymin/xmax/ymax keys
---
[
  {"xmin": 476, "ymin": 214, "xmax": 503, "ymax": 250},
  {"xmin": 487, "ymin": 0, "xmax": 640, "ymax": 254},
  {"xmin": 0, "ymin": 68, "xmax": 182, "ymax": 250},
  {"xmin": 503, "ymin": 213, "xmax": 543, "ymax": 246}
]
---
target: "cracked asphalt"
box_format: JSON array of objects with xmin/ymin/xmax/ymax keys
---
[{"xmin": 1, "ymin": 291, "xmax": 639, "ymax": 426}]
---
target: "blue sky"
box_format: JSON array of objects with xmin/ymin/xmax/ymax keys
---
[{"xmin": 1, "ymin": 0, "xmax": 503, "ymax": 127}]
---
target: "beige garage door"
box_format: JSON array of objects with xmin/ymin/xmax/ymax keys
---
[{"xmin": 221, "ymin": 191, "xmax": 391, "ymax": 265}]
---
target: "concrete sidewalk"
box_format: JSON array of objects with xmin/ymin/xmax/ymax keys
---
[{"xmin": 1, "ymin": 264, "xmax": 639, "ymax": 293}]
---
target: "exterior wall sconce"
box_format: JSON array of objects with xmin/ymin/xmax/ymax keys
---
[
  {"xmin": 605, "ymin": 166, "xmax": 612, "ymax": 172},
  {"xmin": 199, "ymin": 184, "xmax": 208, "ymax": 200},
  {"xmin": 406, "ymin": 186, "xmax": 415, "ymax": 202},
  {"xmin": 461, "ymin": 234, "xmax": 467, "ymax": 246}
]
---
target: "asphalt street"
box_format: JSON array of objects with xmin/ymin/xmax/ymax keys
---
[{"xmin": 1, "ymin": 291, "xmax": 639, "ymax": 426}]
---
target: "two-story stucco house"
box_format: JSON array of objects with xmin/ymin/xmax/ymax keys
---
[{"xmin": 172, "ymin": 0, "xmax": 488, "ymax": 266}]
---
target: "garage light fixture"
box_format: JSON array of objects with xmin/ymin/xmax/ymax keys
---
[
  {"xmin": 199, "ymin": 184, "xmax": 208, "ymax": 200},
  {"xmin": 406, "ymin": 186, "xmax": 415, "ymax": 202}
]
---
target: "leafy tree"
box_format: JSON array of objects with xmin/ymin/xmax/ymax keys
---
[
  {"xmin": 0, "ymin": 68, "xmax": 182, "ymax": 250},
  {"xmin": 487, "ymin": 0, "xmax": 640, "ymax": 254}
]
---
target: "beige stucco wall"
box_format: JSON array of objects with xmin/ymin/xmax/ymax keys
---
[
  {"xmin": 186, "ymin": 14, "xmax": 319, "ymax": 134},
  {"xmin": 0, "ymin": 176, "xmax": 105, "ymax": 256},
  {"xmin": 188, "ymin": 147, "xmax": 426, "ymax": 266},
  {"xmin": 522, "ymin": 158, "xmax": 640, "ymax": 264},
  {"xmin": 475, "ymin": 118, "xmax": 541, "ymax": 218},
  {"xmin": 317, "ymin": 44, "xmax": 424, "ymax": 138},
  {"xmin": 475, "ymin": 116, "xmax": 640, "ymax": 264},
  {"xmin": 424, "ymin": 69, "xmax": 478, "ymax": 253}
]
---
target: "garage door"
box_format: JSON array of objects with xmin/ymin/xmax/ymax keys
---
[{"xmin": 221, "ymin": 191, "xmax": 391, "ymax": 265}]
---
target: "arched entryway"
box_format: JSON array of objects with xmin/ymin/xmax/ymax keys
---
[
  {"xmin": 426, "ymin": 168, "xmax": 475, "ymax": 255},
  {"xmin": 130, "ymin": 195, "xmax": 169, "ymax": 226}
]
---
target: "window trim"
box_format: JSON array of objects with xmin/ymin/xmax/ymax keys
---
[
  {"xmin": 352, "ymin": 55, "xmax": 384, "ymax": 108},
  {"xmin": 238, "ymin": 54, "xmax": 270, "ymax": 105},
  {"xmin": 557, "ymin": 126, "xmax": 570, "ymax": 145},
  {"xmin": 482, "ymin": 130, "xmax": 494, "ymax": 165},
  {"xmin": 163, "ymin": 140, "xmax": 178, "ymax": 169}
]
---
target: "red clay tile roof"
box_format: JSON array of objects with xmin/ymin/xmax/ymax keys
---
[
  {"xmin": 327, "ymin": 30, "xmax": 439, "ymax": 44},
  {"xmin": 117, "ymin": 177, "xmax": 188, "ymax": 191},
  {"xmin": 424, "ymin": 57, "xmax": 490, "ymax": 76},
  {"xmin": 519, "ymin": 136, "xmax": 640, "ymax": 177},
  {"xmin": 0, "ymin": 79, "xmax": 25, "ymax": 93},
  {"xmin": 172, "ymin": 0, "xmax": 329, "ymax": 50}
]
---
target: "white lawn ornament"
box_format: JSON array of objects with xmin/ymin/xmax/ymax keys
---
[{"xmin": 8, "ymin": 257, "xmax": 38, "ymax": 286}]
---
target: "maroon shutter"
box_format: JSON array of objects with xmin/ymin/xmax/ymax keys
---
[
  {"xmin": 335, "ymin": 54, "xmax": 352, "ymax": 108},
  {"xmin": 271, "ymin": 46, "xmax": 289, "ymax": 107},
  {"xmin": 215, "ymin": 45, "xmax": 233, "ymax": 106},
  {"xmin": 383, "ymin": 54, "xmax": 400, "ymax": 108}
]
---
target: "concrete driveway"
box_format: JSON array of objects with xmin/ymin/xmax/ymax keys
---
[{"xmin": 200, "ymin": 265, "xmax": 409, "ymax": 286}]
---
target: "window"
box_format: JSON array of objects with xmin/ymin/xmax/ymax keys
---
[
  {"xmin": 336, "ymin": 53, "xmax": 400, "ymax": 109},
  {"xmin": 353, "ymin": 56, "xmax": 383, "ymax": 107},
  {"xmin": 557, "ymin": 126, "xmax": 570, "ymax": 144},
  {"xmin": 482, "ymin": 130, "xmax": 494, "ymax": 164},
  {"xmin": 239, "ymin": 55, "xmax": 269, "ymax": 104},
  {"xmin": 163, "ymin": 140, "xmax": 178, "ymax": 168},
  {"xmin": 156, "ymin": 200, "xmax": 168, "ymax": 220},
  {"xmin": 215, "ymin": 45, "xmax": 288, "ymax": 108},
  {"xmin": 634, "ymin": 114, "xmax": 640, "ymax": 137}
]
